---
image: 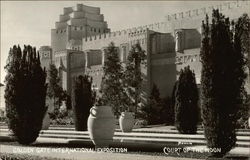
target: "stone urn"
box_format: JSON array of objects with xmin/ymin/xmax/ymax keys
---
[
  {"xmin": 87, "ymin": 106, "xmax": 116, "ymax": 147},
  {"xmin": 42, "ymin": 111, "xmax": 50, "ymax": 130},
  {"xmin": 248, "ymin": 117, "xmax": 250, "ymax": 128},
  {"xmin": 119, "ymin": 111, "xmax": 135, "ymax": 132}
]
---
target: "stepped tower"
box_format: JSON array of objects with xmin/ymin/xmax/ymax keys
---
[{"xmin": 51, "ymin": 4, "xmax": 110, "ymax": 60}]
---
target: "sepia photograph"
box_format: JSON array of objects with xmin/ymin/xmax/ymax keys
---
[{"xmin": 0, "ymin": 1, "xmax": 250, "ymax": 160}]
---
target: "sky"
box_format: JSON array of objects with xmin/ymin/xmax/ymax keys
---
[{"xmin": 0, "ymin": 1, "xmax": 226, "ymax": 84}]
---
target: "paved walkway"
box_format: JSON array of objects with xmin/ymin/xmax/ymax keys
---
[{"xmin": 0, "ymin": 144, "xmax": 200, "ymax": 160}]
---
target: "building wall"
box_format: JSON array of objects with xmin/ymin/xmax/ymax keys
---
[
  {"xmin": 39, "ymin": 46, "xmax": 52, "ymax": 70},
  {"xmin": 53, "ymin": 50, "xmax": 85, "ymax": 95},
  {"xmin": 82, "ymin": 29, "xmax": 150, "ymax": 100},
  {"xmin": 85, "ymin": 50, "xmax": 102, "ymax": 67},
  {"xmin": 176, "ymin": 48, "xmax": 201, "ymax": 83},
  {"xmin": 47, "ymin": 1, "xmax": 250, "ymax": 105},
  {"xmin": 164, "ymin": 1, "xmax": 250, "ymax": 32},
  {"xmin": 69, "ymin": 51, "xmax": 85, "ymax": 95},
  {"xmin": 82, "ymin": 29, "xmax": 180, "ymax": 100},
  {"xmin": 51, "ymin": 4, "xmax": 110, "ymax": 61},
  {"xmin": 150, "ymin": 32, "xmax": 175, "ymax": 54},
  {"xmin": 151, "ymin": 53, "xmax": 176, "ymax": 98},
  {"xmin": 148, "ymin": 32, "xmax": 176, "ymax": 97},
  {"xmin": 85, "ymin": 65, "xmax": 103, "ymax": 91},
  {"xmin": 51, "ymin": 28, "xmax": 69, "ymax": 59}
]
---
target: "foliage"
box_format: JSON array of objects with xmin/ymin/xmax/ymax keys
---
[
  {"xmin": 49, "ymin": 107, "xmax": 74, "ymax": 125},
  {"xmin": 174, "ymin": 66, "xmax": 199, "ymax": 134},
  {"xmin": 48, "ymin": 101, "xmax": 73, "ymax": 125},
  {"xmin": 59, "ymin": 90, "xmax": 72, "ymax": 110},
  {"xmin": 235, "ymin": 13, "xmax": 250, "ymax": 129},
  {"xmin": 0, "ymin": 115, "xmax": 7, "ymax": 123},
  {"xmin": 141, "ymin": 84, "xmax": 163, "ymax": 125},
  {"xmin": 124, "ymin": 42, "xmax": 146, "ymax": 116},
  {"xmin": 170, "ymin": 81, "xmax": 179, "ymax": 124},
  {"xmin": 140, "ymin": 84, "xmax": 174, "ymax": 125},
  {"xmin": 200, "ymin": 10, "xmax": 248, "ymax": 156},
  {"xmin": 238, "ymin": 14, "xmax": 250, "ymax": 71},
  {"xmin": 0, "ymin": 108, "xmax": 6, "ymax": 122},
  {"xmin": 161, "ymin": 96, "xmax": 175, "ymax": 125},
  {"xmin": 72, "ymin": 75, "xmax": 94, "ymax": 131},
  {"xmin": 134, "ymin": 119, "xmax": 148, "ymax": 127},
  {"xmin": 99, "ymin": 42, "xmax": 129, "ymax": 117},
  {"xmin": 4, "ymin": 45, "xmax": 47, "ymax": 144},
  {"xmin": 47, "ymin": 64, "xmax": 63, "ymax": 109},
  {"xmin": 236, "ymin": 91, "xmax": 250, "ymax": 129}
]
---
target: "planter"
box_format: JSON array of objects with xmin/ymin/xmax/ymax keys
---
[
  {"xmin": 119, "ymin": 111, "xmax": 135, "ymax": 132},
  {"xmin": 42, "ymin": 111, "xmax": 50, "ymax": 130},
  {"xmin": 87, "ymin": 106, "xmax": 115, "ymax": 147}
]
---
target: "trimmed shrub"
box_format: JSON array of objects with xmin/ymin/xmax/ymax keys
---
[
  {"xmin": 72, "ymin": 75, "xmax": 94, "ymax": 131},
  {"xmin": 5, "ymin": 45, "xmax": 47, "ymax": 144},
  {"xmin": 175, "ymin": 66, "xmax": 199, "ymax": 134}
]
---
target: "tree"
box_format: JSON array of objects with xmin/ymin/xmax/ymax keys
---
[
  {"xmin": 236, "ymin": 90, "xmax": 250, "ymax": 128},
  {"xmin": 5, "ymin": 45, "xmax": 47, "ymax": 144},
  {"xmin": 47, "ymin": 64, "xmax": 63, "ymax": 110},
  {"xmin": 100, "ymin": 42, "xmax": 128, "ymax": 118},
  {"xmin": 238, "ymin": 14, "xmax": 250, "ymax": 72},
  {"xmin": 234, "ymin": 14, "xmax": 250, "ymax": 129},
  {"xmin": 73, "ymin": 75, "xmax": 94, "ymax": 131},
  {"xmin": 124, "ymin": 42, "xmax": 146, "ymax": 117},
  {"xmin": 169, "ymin": 81, "xmax": 179, "ymax": 124},
  {"xmin": 48, "ymin": 90, "xmax": 72, "ymax": 125},
  {"xmin": 161, "ymin": 96, "xmax": 175, "ymax": 125},
  {"xmin": 141, "ymin": 84, "xmax": 163, "ymax": 125},
  {"xmin": 174, "ymin": 66, "xmax": 199, "ymax": 134},
  {"xmin": 200, "ymin": 10, "xmax": 248, "ymax": 157},
  {"xmin": 60, "ymin": 90, "xmax": 72, "ymax": 110}
]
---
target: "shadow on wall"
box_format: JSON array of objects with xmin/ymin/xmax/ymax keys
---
[
  {"xmin": 150, "ymin": 32, "xmax": 177, "ymax": 99},
  {"xmin": 175, "ymin": 29, "xmax": 201, "ymax": 53},
  {"xmin": 184, "ymin": 29, "xmax": 201, "ymax": 49}
]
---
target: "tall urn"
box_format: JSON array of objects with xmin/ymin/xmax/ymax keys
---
[
  {"xmin": 87, "ymin": 106, "xmax": 116, "ymax": 148},
  {"xmin": 119, "ymin": 111, "xmax": 135, "ymax": 132},
  {"xmin": 248, "ymin": 117, "xmax": 250, "ymax": 128}
]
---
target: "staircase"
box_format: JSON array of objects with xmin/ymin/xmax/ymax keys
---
[{"xmin": 1, "ymin": 125, "xmax": 249, "ymax": 149}]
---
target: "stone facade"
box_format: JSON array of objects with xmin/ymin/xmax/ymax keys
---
[
  {"xmin": 51, "ymin": 4, "xmax": 110, "ymax": 58},
  {"xmin": 53, "ymin": 49, "xmax": 85, "ymax": 94},
  {"xmin": 46, "ymin": 2, "xmax": 250, "ymax": 100},
  {"xmin": 49, "ymin": 4, "xmax": 111, "ymax": 96},
  {"xmin": 39, "ymin": 46, "xmax": 52, "ymax": 70}
]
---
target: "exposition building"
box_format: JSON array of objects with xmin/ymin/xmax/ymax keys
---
[{"xmin": 39, "ymin": 2, "xmax": 250, "ymax": 103}]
